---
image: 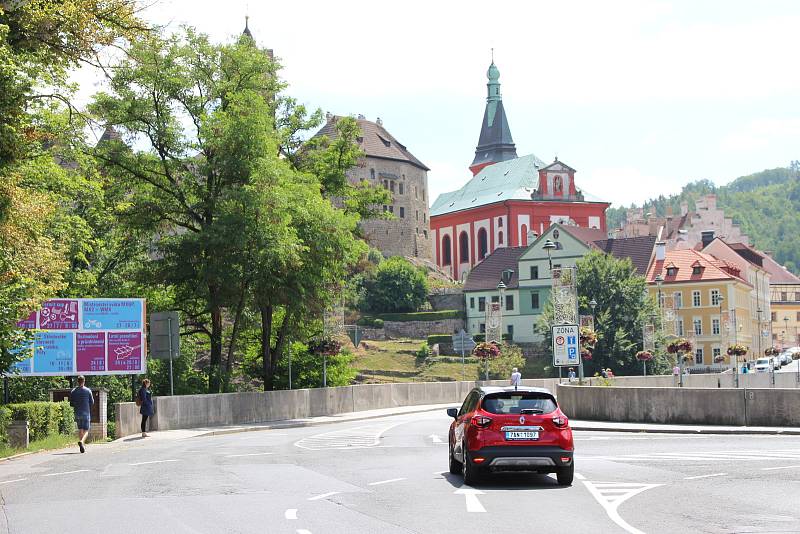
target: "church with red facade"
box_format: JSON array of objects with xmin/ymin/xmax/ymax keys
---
[{"xmin": 429, "ymin": 62, "xmax": 610, "ymax": 280}]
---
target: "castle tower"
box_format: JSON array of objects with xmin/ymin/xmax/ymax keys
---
[{"xmin": 469, "ymin": 60, "xmax": 517, "ymax": 176}]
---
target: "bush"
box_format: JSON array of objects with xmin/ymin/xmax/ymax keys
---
[
  {"xmin": 57, "ymin": 401, "xmax": 76, "ymax": 435},
  {"xmin": 416, "ymin": 343, "xmax": 432, "ymax": 360},
  {"xmin": 488, "ymin": 344, "xmax": 526, "ymax": 380},
  {"xmin": 372, "ymin": 318, "xmax": 384, "ymax": 328},
  {"xmin": 362, "ymin": 257, "xmax": 429, "ymax": 313},
  {"xmin": 9, "ymin": 401, "xmax": 62, "ymax": 442},
  {"xmin": 427, "ymin": 334, "xmax": 454, "ymax": 346},
  {"xmin": 472, "ymin": 333, "xmax": 511, "ymax": 342},
  {"xmin": 377, "ymin": 310, "xmax": 463, "ymax": 322},
  {"xmin": 0, "ymin": 407, "xmax": 10, "ymax": 446}
]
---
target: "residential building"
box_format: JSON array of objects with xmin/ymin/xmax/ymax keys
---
[
  {"xmin": 430, "ymin": 61, "xmax": 609, "ymax": 281},
  {"xmin": 761, "ymin": 254, "xmax": 800, "ymax": 349},
  {"xmin": 647, "ymin": 245, "xmax": 753, "ymax": 367},
  {"xmin": 464, "ymin": 224, "xmax": 655, "ymax": 343},
  {"xmin": 313, "ymin": 115, "xmax": 432, "ymax": 260}
]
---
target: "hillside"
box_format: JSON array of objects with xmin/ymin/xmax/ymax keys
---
[{"xmin": 606, "ymin": 163, "xmax": 800, "ymax": 274}]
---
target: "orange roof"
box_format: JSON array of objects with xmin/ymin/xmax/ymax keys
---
[{"xmin": 647, "ymin": 249, "xmax": 750, "ymax": 286}]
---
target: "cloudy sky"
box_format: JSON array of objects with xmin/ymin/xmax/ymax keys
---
[{"xmin": 86, "ymin": 0, "xmax": 800, "ymax": 207}]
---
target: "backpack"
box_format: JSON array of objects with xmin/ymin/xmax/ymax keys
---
[{"xmin": 135, "ymin": 391, "xmax": 142, "ymax": 407}]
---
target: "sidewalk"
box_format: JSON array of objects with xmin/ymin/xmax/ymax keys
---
[{"xmin": 115, "ymin": 403, "xmax": 800, "ymax": 443}]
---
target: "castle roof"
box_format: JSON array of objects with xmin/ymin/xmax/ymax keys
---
[
  {"xmin": 471, "ymin": 61, "xmax": 517, "ymax": 168},
  {"xmin": 314, "ymin": 116, "xmax": 429, "ymax": 171}
]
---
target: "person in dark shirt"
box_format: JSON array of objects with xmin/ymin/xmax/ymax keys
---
[
  {"xmin": 69, "ymin": 375, "xmax": 94, "ymax": 453},
  {"xmin": 138, "ymin": 379, "xmax": 154, "ymax": 438}
]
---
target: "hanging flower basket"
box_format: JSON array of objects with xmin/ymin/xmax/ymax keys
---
[
  {"xmin": 714, "ymin": 355, "xmax": 726, "ymax": 364},
  {"xmin": 726, "ymin": 344, "xmax": 748, "ymax": 357},
  {"xmin": 636, "ymin": 350, "xmax": 654, "ymax": 361},
  {"xmin": 793, "ymin": 353, "xmax": 800, "ymax": 360},
  {"xmin": 580, "ymin": 348, "xmax": 593, "ymax": 361},
  {"xmin": 667, "ymin": 338, "xmax": 693, "ymax": 354},
  {"xmin": 309, "ymin": 338, "xmax": 342, "ymax": 356},
  {"xmin": 764, "ymin": 347, "xmax": 779, "ymax": 356},
  {"xmin": 580, "ymin": 327, "xmax": 597, "ymax": 350},
  {"xmin": 473, "ymin": 341, "xmax": 500, "ymax": 360},
  {"xmin": 681, "ymin": 354, "xmax": 694, "ymax": 363}
]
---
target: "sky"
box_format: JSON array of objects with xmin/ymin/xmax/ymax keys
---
[{"xmin": 80, "ymin": 0, "xmax": 800, "ymax": 208}]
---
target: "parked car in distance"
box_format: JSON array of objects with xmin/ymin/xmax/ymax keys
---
[
  {"xmin": 754, "ymin": 358, "xmax": 772, "ymax": 372},
  {"xmin": 773, "ymin": 357, "xmax": 782, "ymax": 370},
  {"xmin": 779, "ymin": 352, "xmax": 792, "ymax": 366},
  {"xmin": 447, "ymin": 386, "xmax": 574, "ymax": 486}
]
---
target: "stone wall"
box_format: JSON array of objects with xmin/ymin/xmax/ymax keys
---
[
  {"xmin": 383, "ymin": 318, "xmax": 464, "ymax": 339},
  {"xmin": 427, "ymin": 290, "xmax": 464, "ymax": 312}
]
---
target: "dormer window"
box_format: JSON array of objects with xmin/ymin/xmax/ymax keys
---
[
  {"xmin": 692, "ymin": 266, "xmax": 703, "ymax": 275},
  {"xmin": 666, "ymin": 267, "xmax": 678, "ymax": 277}
]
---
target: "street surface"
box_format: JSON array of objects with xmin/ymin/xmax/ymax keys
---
[{"xmin": 2, "ymin": 411, "xmax": 800, "ymax": 534}]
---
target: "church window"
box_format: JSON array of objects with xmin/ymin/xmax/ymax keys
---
[
  {"xmin": 442, "ymin": 235, "xmax": 452, "ymax": 266},
  {"xmin": 423, "ymin": 230, "xmax": 428, "ymax": 238},
  {"xmin": 399, "ymin": 207, "xmax": 405, "ymax": 218},
  {"xmin": 521, "ymin": 224, "xmax": 528, "ymax": 246},
  {"xmin": 498, "ymin": 218, "xmax": 503, "ymax": 227},
  {"xmin": 498, "ymin": 231, "xmax": 504, "ymax": 245},
  {"xmin": 459, "ymin": 232, "xmax": 469, "ymax": 264},
  {"xmin": 370, "ymin": 168, "xmax": 375, "ymax": 180},
  {"xmin": 399, "ymin": 183, "xmax": 404, "ymax": 195},
  {"xmin": 477, "ymin": 228, "xmax": 488, "ymax": 260}
]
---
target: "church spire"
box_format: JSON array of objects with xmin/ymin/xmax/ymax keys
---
[
  {"xmin": 242, "ymin": 15, "xmax": 253, "ymax": 39},
  {"xmin": 469, "ymin": 55, "xmax": 517, "ymax": 176}
]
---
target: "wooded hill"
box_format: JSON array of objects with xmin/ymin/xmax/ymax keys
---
[{"xmin": 606, "ymin": 162, "xmax": 800, "ymax": 275}]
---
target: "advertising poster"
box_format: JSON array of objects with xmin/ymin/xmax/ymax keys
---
[
  {"xmin": 107, "ymin": 332, "xmax": 143, "ymax": 372},
  {"xmin": 32, "ymin": 332, "xmax": 74, "ymax": 373},
  {"xmin": 82, "ymin": 300, "xmax": 143, "ymax": 330},
  {"xmin": 10, "ymin": 340, "xmax": 33, "ymax": 374},
  {"xmin": 39, "ymin": 300, "xmax": 79, "ymax": 330},
  {"xmin": 76, "ymin": 332, "xmax": 106, "ymax": 373},
  {"xmin": 16, "ymin": 311, "xmax": 36, "ymax": 329}
]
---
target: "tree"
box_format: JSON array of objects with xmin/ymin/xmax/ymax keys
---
[{"xmin": 362, "ymin": 257, "xmax": 429, "ymax": 313}]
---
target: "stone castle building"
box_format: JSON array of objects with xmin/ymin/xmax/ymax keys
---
[{"xmin": 314, "ymin": 115, "xmax": 432, "ymax": 260}]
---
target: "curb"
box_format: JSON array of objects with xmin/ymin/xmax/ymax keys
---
[{"xmin": 571, "ymin": 424, "xmax": 800, "ymax": 436}]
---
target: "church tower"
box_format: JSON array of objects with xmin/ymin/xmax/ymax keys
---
[{"xmin": 469, "ymin": 60, "xmax": 517, "ymax": 176}]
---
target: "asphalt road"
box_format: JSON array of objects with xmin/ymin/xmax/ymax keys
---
[{"xmin": 3, "ymin": 411, "xmax": 800, "ymax": 534}]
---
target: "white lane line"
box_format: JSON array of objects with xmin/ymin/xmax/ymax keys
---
[
  {"xmin": 368, "ymin": 477, "xmax": 406, "ymax": 486},
  {"xmin": 685, "ymin": 473, "xmax": 727, "ymax": 480},
  {"xmin": 454, "ymin": 488, "xmax": 486, "ymax": 513},
  {"xmin": 285, "ymin": 509, "xmax": 298, "ymax": 520},
  {"xmin": 0, "ymin": 478, "xmax": 27, "ymax": 484},
  {"xmin": 583, "ymin": 481, "xmax": 662, "ymax": 534},
  {"xmin": 308, "ymin": 491, "xmax": 340, "ymax": 501},
  {"xmin": 43, "ymin": 469, "xmax": 89, "ymax": 477},
  {"xmin": 297, "ymin": 530, "xmax": 312, "ymax": 534},
  {"xmin": 575, "ymin": 472, "xmax": 586, "ymax": 480},
  {"xmin": 762, "ymin": 465, "xmax": 800, "ymax": 471},
  {"xmin": 129, "ymin": 460, "xmax": 180, "ymax": 466},
  {"xmin": 224, "ymin": 452, "xmax": 273, "ymax": 458}
]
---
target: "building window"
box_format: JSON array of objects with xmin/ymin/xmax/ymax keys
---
[
  {"xmin": 713, "ymin": 347, "xmax": 721, "ymax": 361},
  {"xmin": 796, "ymin": 292, "xmax": 800, "ymax": 302},
  {"xmin": 772, "ymin": 311, "xmax": 777, "ymax": 322},
  {"xmin": 781, "ymin": 292, "xmax": 787, "ymax": 301},
  {"xmin": 797, "ymin": 311, "xmax": 800, "ymax": 322},
  {"xmin": 480, "ymin": 323, "xmax": 486, "ymax": 333},
  {"xmin": 521, "ymin": 224, "xmax": 528, "ymax": 247},
  {"xmin": 710, "ymin": 289, "xmax": 720, "ymax": 306},
  {"xmin": 505, "ymin": 295, "xmax": 514, "ymax": 311},
  {"xmin": 712, "ymin": 318, "xmax": 720, "ymax": 335},
  {"xmin": 674, "ymin": 292, "xmax": 683, "ymax": 309},
  {"xmin": 491, "ymin": 295, "xmax": 499, "ymax": 303},
  {"xmin": 390, "ymin": 181, "xmax": 395, "ymax": 193},
  {"xmin": 477, "ymin": 228, "xmax": 488, "ymax": 260},
  {"xmin": 423, "ymin": 230, "xmax": 428, "ymax": 239},
  {"xmin": 478, "ymin": 297, "xmax": 486, "ymax": 312},
  {"xmin": 388, "ymin": 205, "xmax": 394, "ymax": 213},
  {"xmin": 531, "ymin": 292, "xmax": 540, "ymax": 309},
  {"xmin": 666, "ymin": 267, "xmax": 678, "ymax": 277},
  {"xmin": 399, "ymin": 207, "xmax": 405, "ymax": 218},
  {"xmin": 423, "ymin": 213, "xmax": 426, "ymax": 222},
  {"xmin": 693, "ymin": 318, "xmax": 702, "ymax": 335},
  {"xmin": 370, "ymin": 169, "xmax": 375, "ymax": 180},
  {"xmin": 695, "ymin": 348, "xmax": 704, "ymax": 365},
  {"xmin": 677, "ymin": 318, "xmax": 684, "ymax": 336},
  {"xmin": 422, "ymin": 189, "xmax": 425, "ymax": 201},
  {"xmin": 498, "ymin": 231, "xmax": 504, "ymax": 245},
  {"xmin": 498, "ymin": 218, "xmax": 503, "ymax": 227},
  {"xmin": 416, "ymin": 210, "xmax": 419, "ymax": 221},
  {"xmin": 414, "ymin": 186, "xmax": 418, "ymax": 199},
  {"xmin": 692, "ymin": 291, "xmax": 701, "ymax": 307},
  {"xmin": 459, "ymin": 232, "xmax": 469, "ymax": 264},
  {"xmin": 399, "ymin": 183, "xmax": 404, "ymax": 195},
  {"xmin": 507, "ymin": 324, "xmax": 514, "ymax": 339},
  {"xmin": 442, "ymin": 235, "xmax": 452, "ymax": 266},
  {"xmin": 530, "ymin": 266, "xmax": 539, "ymax": 279},
  {"xmin": 470, "ymin": 297, "xmax": 474, "ymax": 309}
]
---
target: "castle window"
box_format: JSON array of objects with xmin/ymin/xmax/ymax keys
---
[
  {"xmin": 442, "ymin": 235, "xmax": 452, "ymax": 266},
  {"xmin": 399, "ymin": 183, "xmax": 404, "ymax": 195},
  {"xmin": 370, "ymin": 168, "xmax": 375, "ymax": 180},
  {"xmin": 399, "ymin": 207, "xmax": 405, "ymax": 218},
  {"xmin": 498, "ymin": 218, "xmax": 503, "ymax": 227},
  {"xmin": 423, "ymin": 230, "xmax": 428, "ymax": 238},
  {"xmin": 390, "ymin": 181, "xmax": 395, "ymax": 193},
  {"xmin": 388, "ymin": 205, "xmax": 394, "ymax": 213}
]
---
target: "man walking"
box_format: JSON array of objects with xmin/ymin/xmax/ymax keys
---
[
  {"xmin": 510, "ymin": 367, "xmax": 522, "ymax": 387},
  {"xmin": 69, "ymin": 375, "xmax": 94, "ymax": 453}
]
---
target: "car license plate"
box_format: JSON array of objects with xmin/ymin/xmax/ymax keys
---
[{"xmin": 505, "ymin": 431, "xmax": 538, "ymax": 440}]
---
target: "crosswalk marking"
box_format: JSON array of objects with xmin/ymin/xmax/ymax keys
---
[{"xmin": 583, "ymin": 480, "xmax": 662, "ymax": 534}]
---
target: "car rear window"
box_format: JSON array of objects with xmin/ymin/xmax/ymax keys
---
[{"xmin": 481, "ymin": 393, "xmax": 557, "ymax": 415}]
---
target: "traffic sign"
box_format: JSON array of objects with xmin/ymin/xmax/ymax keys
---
[
  {"xmin": 552, "ymin": 324, "xmax": 580, "ymax": 367},
  {"xmin": 452, "ymin": 330, "xmax": 477, "ymax": 353}
]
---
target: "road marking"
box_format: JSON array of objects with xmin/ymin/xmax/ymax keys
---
[
  {"xmin": 583, "ymin": 480, "xmax": 662, "ymax": 534},
  {"xmin": 584, "ymin": 449, "xmax": 800, "ymax": 462},
  {"xmin": 43, "ymin": 470, "xmax": 89, "ymax": 477},
  {"xmin": 0, "ymin": 478, "xmax": 27, "ymax": 484},
  {"xmin": 368, "ymin": 477, "xmax": 406, "ymax": 486},
  {"xmin": 762, "ymin": 465, "xmax": 800, "ymax": 471},
  {"xmin": 308, "ymin": 491, "xmax": 340, "ymax": 501},
  {"xmin": 454, "ymin": 487, "xmax": 486, "ymax": 513},
  {"xmin": 285, "ymin": 509, "xmax": 298, "ymax": 520},
  {"xmin": 294, "ymin": 422, "xmax": 406, "ymax": 450},
  {"xmin": 429, "ymin": 434, "xmax": 443, "ymax": 444},
  {"xmin": 296, "ymin": 530, "xmax": 312, "ymax": 534},
  {"xmin": 129, "ymin": 460, "xmax": 180, "ymax": 466},
  {"xmin": 224, "ymin": 452, "xmax": 273, "ymax": 458},
  {"xmin": 575, "ymin": 472, "xmax": 586, "ymax": 480},
  {"xmin": 685, "ymin": 473, "xmax": 726, "ymax": 480}
]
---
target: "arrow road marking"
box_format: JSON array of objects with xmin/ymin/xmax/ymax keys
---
[
  {"xmin": 429, "ymin": 434, "xmax": 443, "ymax": 444},
  {"xmin": 454, "ymin": 487, "xmax": 486, "ymax": 513},
  {"xmin": 583, "ymin": 480, "xmax": 662, "ymax": 534},
  {"xmin": 285, "ymin": 509, "xmax": 298, "ymax": 520}
]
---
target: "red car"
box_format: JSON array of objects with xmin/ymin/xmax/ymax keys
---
[{"xmin": 447, "ymin": 386, "xmax": 574, "ymax": 485}]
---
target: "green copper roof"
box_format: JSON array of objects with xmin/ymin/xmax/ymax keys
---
[{"xmin": 431, "ymin": 154, "xmax": 608, "ymax": 217}]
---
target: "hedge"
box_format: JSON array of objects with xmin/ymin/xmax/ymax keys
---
[
  {"xmin": 472, "ymin": 334, "xmax": 512, "ymax": 342},
  {"xmin": 377, "ymin": 310, "xmax": 463, "ymax": 322},
  {"xmin": 8, "ymin": 401, "xmax": 75, "ymax": 442},
  {"xmin": 0, "ymin": 407, "xmax": 10, "ymax": 446},
  {"xmin": 427, "ymin": 334, "xmax": 458, "ymax": 346}
]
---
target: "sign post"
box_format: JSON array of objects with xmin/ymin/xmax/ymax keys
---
[{"xmin": 452, "ymin": 330, "xmax": 477, "ymax": 381}]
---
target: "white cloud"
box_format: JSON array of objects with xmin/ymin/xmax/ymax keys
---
[
  {"xmin": 719, "ymin": 118, "xmax": 800, "ymax": 153},
  {"xmin": 586, "ymin": 166, "xmax": 685, "ymax": 207}
]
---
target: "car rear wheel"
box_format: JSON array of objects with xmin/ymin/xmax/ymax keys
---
[
  {"xmin": 462, "ymin": 444, "xmax": 481, "ymax": 486},
  {"xmin": 556, "ymin": 463, "xmax": 574, "ymax": 486},
  {"xmin": 449, "ymin": 441, "xmax": 462, "ymax": 474}
]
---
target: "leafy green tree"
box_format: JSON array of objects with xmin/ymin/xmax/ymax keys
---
[
  {"xmin": 488, "ymin": 344, "xmax": 526, "ymax": 380},
  {"xmin": 362, "ymin": 257, "xmax": 429, "ymax": 313}
]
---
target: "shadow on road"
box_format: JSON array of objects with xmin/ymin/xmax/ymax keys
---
[
  {"xmin": 440, "ymin": 471, "xmax": 566, "ymax": 490},
  {"xmin": 122, "ymin": 436, "xmax": 145, "ymax": 442}
]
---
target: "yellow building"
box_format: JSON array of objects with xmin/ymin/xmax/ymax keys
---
[
  {"xmin": 647, "ymin": 244, "xmax": 753, "ymax": 367},
  {"xmin": 771, "ymin": 284, "xmax": 800, "ymax": 350}
]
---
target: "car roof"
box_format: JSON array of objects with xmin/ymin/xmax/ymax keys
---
[{"xmin": 476, "ymin": 386, "xmax": 554, "ymax": 396}]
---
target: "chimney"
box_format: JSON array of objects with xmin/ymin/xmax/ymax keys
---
[
  {"xmin": 701, "ymin": 231, "xmax": 715, "ymax": 249},
  {"xmin": 325, "ymin": 112, "xmax": 332, "ymax": 121},
  {"xmin": 655, "ymin": 241, "xmax": 666, "ymax": 261},
  {"xmin": 357, "ymin": 114, "xmax": 365, "ymax": 119},
  {"xmin": 376, "ymin": 117, "xmax": 383, "ymax": 126}
]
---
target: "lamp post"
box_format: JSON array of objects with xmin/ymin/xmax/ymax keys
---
[
  {"xmin": 585, "ymin": 299, "xmax": 597, "ymax": 383},
  {"xmin": 543, "ymin": 239, "xmax": 557, "ymax": 380}
]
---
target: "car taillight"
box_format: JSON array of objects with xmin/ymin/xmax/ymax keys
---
[
  {"xmin": 552, "ymin": 415, "xmax": 568, "ymax": 428},
  {"xmin": 471, "ymin": 415, "xmax": 492, "ymax": 428}
]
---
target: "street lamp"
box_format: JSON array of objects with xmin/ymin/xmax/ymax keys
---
[{"xmin": 543, "ymin": 239, "xmax": 556, "ymax": 271}]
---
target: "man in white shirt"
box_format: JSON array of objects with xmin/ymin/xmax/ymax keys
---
[{"xmin": 510, "ymin": 367, "xmax": 522, "ymax": 387}]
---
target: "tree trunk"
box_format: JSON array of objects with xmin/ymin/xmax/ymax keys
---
[
  {"xmin": 223, "ymin": 288, "xmax": 247, "ymax": 392},
  {"xmin": 260, "ymin": 304, "xmax": 274, "ymax": 391},
  {"xmin": 209, "ymin": 297, "xmax": 223, "ymax": 393},
  {"xmin": 272, "ymin": 309, "xmax": 292, "ymax": 386}
]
